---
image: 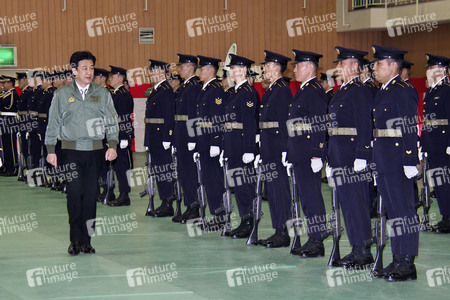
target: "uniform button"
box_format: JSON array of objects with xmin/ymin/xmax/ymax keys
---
[
  {"xmin": 395, "ymin": 143, "xmax": 399, "ymax": 146},
  {"xmin": 443, "ymin": 131, "xmax": 446, "ymax": 134},
  {"xmin": 259, "ymin": 113, "xmax": 261, "ymax": 116},
  {"xmin": 340, "ymin": 105, "xmax": 342, "ymax": 107},
  {"xmin": 373, "ymin": 109, "xmax": 375, "ymax": 112},
  {"xmin": 233, "ymin": 106, "xmax": 235, "ymax": 108},
  {"xmin": 288, "ymin": 113, "xmax": 291, "ymax": 116},
  {"xmin": 298, "ymin": 105, "xmax": 300, "ymax": 108},
  {"xmin": 331, "ymin": 105, "xmax": 333, "ymax": 108},
  {"xmin": 423, "ymin": 110, "xmax": 425, "ymax": 112},
  {"xmin": 351, "ymin": 138, "xmax": 354, "ymax": 141},
  {"xmin": 290, "ymin": 104, "xmax": 292, "ymax": 107},
  {"xmin": 157, "ymin": 128, "xmax": 160, "ymax": 131},
  {"xmin": 374, "ymin": 138, "xmax": 377, "ymax": 141},
  {"xmin": 435, "ymin": 103, "xmax": 438, "ymax": 105},
  {"xmin": 307, "ymin": 135, "xmax": 310, "ymax": 139},
  {"xmin": 373, "ymin": 118, "xmax": 375, "ymax": 122},
  {"xmin": 275, "ymin": 131, "xmax": 279, "ymax": 134},
  {"xmin": 260, "ymin": 105, "xmax": 263, "ymax": 108},
  {"xmin": 384, "ymin": 108, "xmax": 387, "ymax": 111}
]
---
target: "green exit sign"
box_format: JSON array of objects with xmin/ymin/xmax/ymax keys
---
[{"xmin": 0, "ymin": 47, "xmax": 17, "ymax": 66}]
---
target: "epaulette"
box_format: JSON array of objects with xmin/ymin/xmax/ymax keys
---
[
  {"xmin": 395, "ymin": 80, "xmax": 407, "ymax": 88},
  {"xmin": 350, "ymin": 81, "xmax": 361, "ymax": 87},
  {"xmin": 2, "ymin": 90, "xmax": 12, "ymax": 97}
]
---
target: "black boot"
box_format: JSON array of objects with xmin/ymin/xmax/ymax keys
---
[
  {"xmin": 108, "ymin": 193, "xmax": 131, "ymax": 207},
  {"xmin": 97, "ymin": 187, "xmax": 107, "ymax": 202},
  {"xmin": 180, "ymin": 204, "xmax": 200, "ymax": 224},
  {"xmin": 347, "ymin": 246, "xmax": 374, "ymax": 270},
  {"xmin": 291, "ymin": 237, "xmax": 324, "ymax": 258},
  {"xmin": 231, "ymin": 215, "xmax": 253, "ymax": 239},
  {"xmin": 333, "ymin": 247, "xmax": 357, "ymax": 268},
  {"xmin": 434, "ymin": 216, "xmax": 450, "ymax": 234},
  {"xmin": 259, "ymin": 226, "xmax": 290, "ymax": 248},
  {"xmin": 153, "ymin": 200, "xmax": 174, "ymax": 218},
  {"xmin": 385, "ymin": 255, "xmax": 417, "ymax": 282},
  {"xmin": 373, "ymin": 254, "xmax": 401, "ymax": 279}
]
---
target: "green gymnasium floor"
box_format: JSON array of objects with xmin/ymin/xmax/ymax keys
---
[{"xmin": 0, "ymin": 152, "xmax": 449, "ymax": 299}]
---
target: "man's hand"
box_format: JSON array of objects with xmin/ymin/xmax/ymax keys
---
[
  {"xmin": 0, "ymin": 158, "xmax": 3, "ymax": 168},
  {"xmin": 447, "ymin": 146, "xmax": 450, "ymax": 156},
  {"xmin": 242, "ymin": 153, "xmax": 255, "ymax": 164},
  {"xmin": 105, "ymin": 148, "xmax": 117, "ymax": 161},
  {"xmin": 47, "ymin": 154, "xmax": 57, "ymax": 166},
  {"xmin": 404, "ymin": 166, "xmax": 419, "ymax": 179},
  {"xmin": 311, "ymin": 158, "xmax": 323, "ymax": 173},
  {"xmin": 188, "ymin": 142, "xmax": 196, "ymax": 151},
  {"xmin": 162, "ymin": 141, "xmax": 171, "ymax": 150},
  {"xmin": 281, "ymin": 152, "xmax": 288, "ymax": 167},
  {"xmin": 210, "ymin": 146, "xmax": 220, "ymax": 157},
  {"xmin": 353, "ymin": 158, "xmax": 367, "ymax": 172}
]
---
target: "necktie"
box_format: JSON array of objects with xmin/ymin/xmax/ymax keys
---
[{"xmin": 81, "ymin": 89, "xmax": 87, "ymax": 100}]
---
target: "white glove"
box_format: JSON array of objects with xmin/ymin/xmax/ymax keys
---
[
  {"xmin": 242, "ymin": 153, "xmax": 255, "ymax": 164},
  {"xmin": 210, "ymin": 146, "xmax": 220, "ymax": 157},
  {"xmin": 145, "ymin": 146, "xmax": 149, "ymax": 151},
  {"xmin": 171, "ymin": 146, "xmax": 176, "ymax": 155},
  {"xmin": 219, "ymin": 150, "xmax": 225, "ymax": 167},
  {"xmin": 255, "ymin": 134, "xmax": 260, "ymax": 144},
  {"xmin": 188, "ymin": 142, "xmax": 196, "ymax": 151},
  {"xmin": 193, "ymin": 152, "xmax": 199, "ymax": 162},
  {"xmin": 120, "ymin": 140, "xmax": 128, "ymax": 149},
  {"xmin": 162, "ymin": 141, "xmax": 171, "ymax": 150},
  {"xmin": 286, "ymin": 163, "xmax": 293, "ymax": 177},
  {"xmin": 325, "ymin": 163, "xmax": 332, "ymax": 178},
  {"xmin": 0, "ymin": 158, "xmax": 2, "ymax": 168},
  {"xmin": 311, "ymin": 158, "xmax": 323, "ymax": 173},
  {"xmin": 418, "ymin": 147, "xmax": 423, "ymax": 161},
  {"xmin": 281, "ymin": 152, "xmax": 288, "ymax": 167},
  {"xmin": 404, "ymin": 166, "xmax": 419, "ymax": 179},
  {"xmin": 353, "ymin": 158, "xmax": 367, "ymax": 172},
  {"xmin": 254, "ymin": 154, "xmax": 261, "ymax": 169},
  {"xmin": 447, "ymin": 146, "xmax": 450, "ymax": 156}
]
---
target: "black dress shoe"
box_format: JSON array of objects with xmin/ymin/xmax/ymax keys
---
[
  {"xmin": 80, "ymin": 244, "xmax": 96, "ymax": 254},
  {"xmin": 68, "ymin": 242, "xmax": 80, "ymax": 256},
  {"xmin": 153, "ymin": 200, "xmax": 174, "ymax": 217},
  {"xmin": 231, "ymin": 216, "xmax": 253, "ymax": 239},
  {"xmin": 344, "ymin": 246, "xmax": 374, "ymax": 270},
  {"xmin": 108, "ymin": 193, "xmax": 131, "ymax": 207},
  {"xmin": 291, "ymin": 237, "xmax": 324, "ymax": 257},
  {"xmin": 2, "ymin": 170, "xmax": 18, "ymax": 177},
  {"xmin": 373, "ymin": 261, "xmax": 396, "ymax": 279},
  {"xmin": 333, "ymin": 248, "xmax": 356, "ymax": 267},
  {"xmin": 385, "ymin": 255, "xmax": 417, "ymax": 282},
  {"xmin": 180, "ymin": 205, "xmax": 200, "ymax": 224},
  {"xmin": 97, "ymin": 188, "xmax": 107, "ymax": 202},
  {"xmin": 434, "ymin": 217, "xmax": 450, "ymax": 234},
  {"xmin": 262, "ymin": 227, "xmax": 290, "ymax": 248}
]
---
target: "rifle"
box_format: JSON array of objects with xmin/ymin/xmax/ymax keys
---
[
  {"xmin": 364, "ymin": 193, "xmax": 388, "ymax": 277},
  {"xmin": 321, "ymin": 180, "xmax": 343, "ymax": 267},
  {"xmin": 419, "ymin": 153, "xmax": 433, "ymax": 231},
  {"xmin": 140, "ymin": 151, "xmax": 155, "ymax": 216},
  {"xmin": 102, "ymin": 161, "xmax": 115, "ymax": 205},
  {"xmin": 26, "ymin": 132, "xmax": 33, "ymax": 171},
  {"xmin": 171, "ymin": 147, "xmax": 183, "ymax": 219},
  {"xmin": 37, "ymin": 134, "xmax": 49, "ymax": 187},
  {"xmin": 16, "ymin": 132, "xmax": 26, "ymax": 181},
  {"xmin": 0, "ymin": 130, "xmax": 3, "ymax": 170},
  {"xmin": 246, "ymin": 161, "xmax": 264, "ymax": 245},
  {"xmin": 288, "ymin": 165, "xmax": 303, "ymax": 253},
  {"xmin": 194, "ymin": 153, "xmax": 208, "ymax": 230},
  {"xmin": 217, "ymin": 159, "xmax": 234, "ymax": 236}
]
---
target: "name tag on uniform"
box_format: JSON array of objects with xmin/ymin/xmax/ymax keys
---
[{"xmin": 90, "ymin": 96, "xmax": 101, "ymax": 103}]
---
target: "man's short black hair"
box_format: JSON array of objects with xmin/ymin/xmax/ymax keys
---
[{"xmin": 70, "ymin": 51, "xmax": 96, "ymax": 69}]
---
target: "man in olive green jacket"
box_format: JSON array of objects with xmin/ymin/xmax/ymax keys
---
[{"xmin": 45, "ymin": 51, "xmax": 118, "ymax": 255}]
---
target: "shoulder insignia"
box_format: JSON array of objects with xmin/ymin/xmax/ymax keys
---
[
  {"xmin": 247, "ymin": 101, "xmax": 254, "ymax": 107},
  {"xmin": 169, "ymin": 130, "xmax": 173, "ymax": 136},
  {"xmin": 406, "ymin": 150, "xmax": 412, "ymax": 154},
  {"xmin": 215, "ymin": 97, "xmax": 222, "ymax": 105}
]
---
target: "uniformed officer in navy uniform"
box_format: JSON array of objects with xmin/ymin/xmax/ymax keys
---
[
  {"xmin": 107, "ymin": 66, "xmax": 134, "ymax": 206},
  {"xmin": 27, "ymin": 71, "xmax": 44, "ymax": 169},
  {"xmin": 254, "ymin": 50, "xmax": 292, "ymax": 248},
  {"xmin": 16, "ymin": 72, "xmax": 33, "ymax": 181},
  {"xmin": 144, "ymin": 59, "xmax": 175, "ymax": 217},
  {"xmin": 372, "ymin": 45, "xmax": 419, "ymax": 281},
  {"xmin": 400, "ymin": 60, "xmax": 414, "ymax": 83},
  {"xmin": 189, "ymin": 56, "xmax": 226, "ymax": 230},
  {"xmin": 168, "ymin": 73, "xmax": 182, "ymax": 93},
  {"xmin": 220, "ymin": 54, "xmax": 258, "ymax": 238},
  {"xmin": 327, "ymin": 47, "xmax": 373, "ymax": 268},
  {"xmin": 36, "ymin": 72, "xmax": 56, "ymax": 186},
  {"xmin": 172, "ymin": 54, "xmax": 202, "ymax": 223},
  {"xmin": 421, "ymin": 54, "xmax": 450, "ymax": 233},
  {"xmin": 361, "ymin": 59, "xmax": 378, "ymax": 97},
  {"xmin": 287, "ymin": 50, "xmax": 328, "ymax": 257},
  {"xmin": 0, "ymin": 76, "xmax": 18, "ymax": 176},
  {"xmin": 319, "ymin": 73, "xmax": 335, "ymax": 105},
  {"xmin": 93, "ymin": 68, "xmax": 109, "ymax": 88}
]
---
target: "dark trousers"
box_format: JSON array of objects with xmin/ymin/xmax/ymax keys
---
[
  {"xmin": 334, "ymin": 174, "xmax": 372, "ymax": 247},
  {"xmin": 199, "ymin": 151, "xmax": 224, "ymax": 214},
  {"xmin": 265, "ymin": 159, "xmax": 291, "ymax": 229},
  {"xmin": 293, "ymin": 162, "xmax": 327, "ymax": 240},
  {"xmin": 227, "ymin": 157, "xmax": 255, "ymax": 217},
  {"xmin": 0, "ymin": 117, "xmax": 17, "ymax": 172},
  {"xmin": 177, "ymin": 146, "xmax": 198, "ymax": 207},
  {"xmin": 377, "ymin": 172, "xmax": 419, "ymax": 256},
  {"xmin": 62, "ymin": 149, "xmax": 103, "ymax": 245},
  {"xmin": 428, "ymin": 153, "xmax": 450, "ymax": 218},
  {"xmin": 115, "ymin": 144, "xmax": 133, "ymax": 193},
  {"xmin": 149, "ymin": 146, "xmax": 173, "ymax": 201}
]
